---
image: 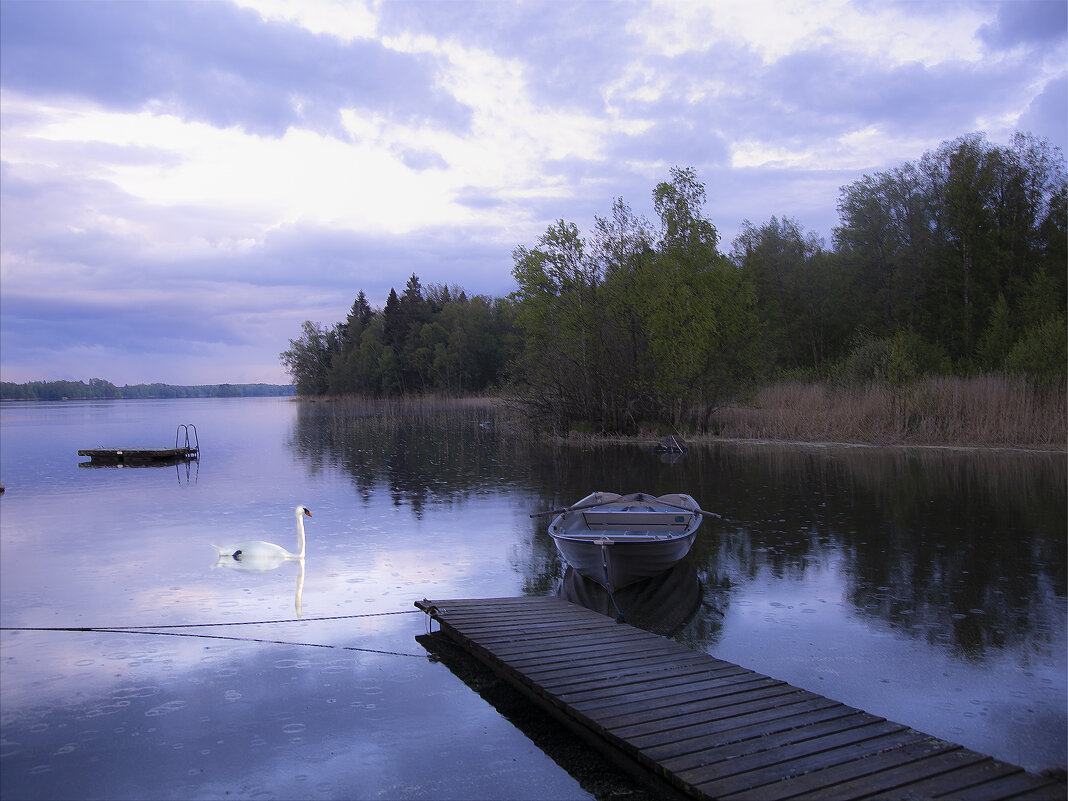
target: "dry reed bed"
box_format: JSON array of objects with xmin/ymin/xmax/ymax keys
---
[
  {"xmin": 715, "ymin": 376, "xmax": 1066, "ymax": 447},
  {"xmin": 297, "ymin": 382, "xmax": 1065, "ymax": 449}
]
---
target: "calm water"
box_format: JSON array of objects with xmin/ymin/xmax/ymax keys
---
[{"xmin": 1, "ymin": 397, "xmax": 1065, "ymax": 799}]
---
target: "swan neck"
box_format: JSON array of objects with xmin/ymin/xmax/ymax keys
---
[{"xmin": 296, "ymin": 513, "xmax": 306, "ymax": 558}]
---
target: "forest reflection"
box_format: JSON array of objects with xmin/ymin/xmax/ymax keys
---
[
  {"xmin": 695, "ymin": 444, "xmax": 1066, "ymax": 660},
  {"xmin": 288, "ymin": 400, "xmax": 1065, "ymax": 660},
  {"xmin": 288, "ymin": 398, "xmax": 536, "ymax": 513}
]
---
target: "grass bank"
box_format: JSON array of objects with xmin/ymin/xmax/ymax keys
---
[{"xmin": 713, "ymin": 375, "xmax": 1066, "ymax": 449}]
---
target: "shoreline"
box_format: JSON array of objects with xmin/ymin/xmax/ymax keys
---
[
  {"xmin": 553, "ymin": 431, "xmax": 1067, "ymax": 455},
  {"xmin": 289, "ymin": 393, "xmax": 1068, "ymax": 454},
  {"xmin": 690, "ymin": 436, "xmax": 1067, "ymax": 455}
]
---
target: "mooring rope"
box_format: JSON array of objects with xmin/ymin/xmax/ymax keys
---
[
  {"xmin": 600, "ymin": 543, "xmax": 627, "ymax": 624},
  {"xmin": 0, "ymin": 608, "xmax": 428, "ymax": 658}
]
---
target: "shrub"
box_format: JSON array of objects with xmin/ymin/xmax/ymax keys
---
[
  {"xmin": 1005, "ymin": 314, "xmax": 1067, "ymax": 388},
  {"xmin": 831, "ymin": 330, "xmax": 949, "ymax": 387}
]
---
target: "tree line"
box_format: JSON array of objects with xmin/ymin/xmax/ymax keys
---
[
  {"xmin": 0, "ymin": 379, "xmax": 296, "ymax": 401},
  {"xmin": 281, "ymin": 131, "xmax": 1065, "ymax": 434},
  {"xmin": 280, "ymin": 280, "xmax": 517, "ymax": 397},
  {"xmin": 741, "ymin": 131, "xmax": 1065, "ymax": 380}
]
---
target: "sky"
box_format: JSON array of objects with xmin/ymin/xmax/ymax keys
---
[{"xmin": 1, "ymin": 0, "xmax": 1065, "ymax": 386}]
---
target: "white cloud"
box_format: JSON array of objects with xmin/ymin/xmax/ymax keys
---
[
  {"xmin": 730, "ymin": 126, "xmax": 933, "ymax": 171},
  {"xmin": 2, "ymin": 24, "xmax": 620, "ymax": 247},
  {"xmin": 381, "ymin": 34, "xmax": 617, "ymax": 194},
  {"xmin": 5, "ymin": 95, "xmax": 473, "ymax": 238},
  {"xmin": 232, "ymin": 0, "xmax": 379, "ymax": 42},
  {"xmin": 632, "ymin": 0, "xmax": 990, "ymax": 66}
]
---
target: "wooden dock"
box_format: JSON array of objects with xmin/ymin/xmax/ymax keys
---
[
  {"xmin": 416, "ymin": 596, "xmax": 1064, "ymax": 801},
  {"xmin": 78, "ymin": 446, "xmax": 199, "ymax": 466},
  {"xmin": 79, "ymin": 423, "xmax": 199, "ymax": 466}
]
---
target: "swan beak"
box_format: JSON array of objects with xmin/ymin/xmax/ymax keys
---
[{"xmin": 303, "ymin": 508, "xmax": 313, "ymax": 517}]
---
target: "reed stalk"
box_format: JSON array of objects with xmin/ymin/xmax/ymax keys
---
[{"xmin": 713, "ymin": 375, "xmax": 1066, "ymax": 447}]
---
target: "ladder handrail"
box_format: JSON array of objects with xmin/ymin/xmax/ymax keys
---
[{"xmin": 176, "ymin": 424, "xmax": 199, "ymax": 453}]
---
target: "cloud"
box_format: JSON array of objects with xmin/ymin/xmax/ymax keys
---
[
  {"xmin": 0, "ymin": 0, "xmax": 1064, "ymax": 384},
  {"xmin": 1018, "ymin": 75, "xmax": 1068, "ymax": 151},
  {"xmin": 979, "ymin": 0, "xmax": 1068, "ymax": 49},
  {"xmin": 0, "ymin": 0, "xmax": 469, "ymax": 137}
]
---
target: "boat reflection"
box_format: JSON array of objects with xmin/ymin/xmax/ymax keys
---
[{"xmin": 557, "ymin": 558, "xmax": 701, "ymax": 636}]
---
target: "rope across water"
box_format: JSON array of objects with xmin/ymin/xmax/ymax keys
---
[{"xmin": 0, "ymin": 609, "xmax": 427, "ymax": 658}]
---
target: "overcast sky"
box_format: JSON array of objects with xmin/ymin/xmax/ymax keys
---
[{"xmin": 1, "ymin": 0, "xmax": 1064, "ymax": 386}]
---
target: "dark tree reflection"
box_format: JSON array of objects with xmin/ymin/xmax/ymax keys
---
[
  {"xmin": 287, "ymin": 400, "xmax": 1065, "ymax": 660},
  {"xmin": 689, "ymin": 444, "xmax": 1066, "ymax": 660}
]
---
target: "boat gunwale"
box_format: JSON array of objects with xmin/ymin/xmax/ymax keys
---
[
  {"xmin": 549, "ymin": 493, "xmax": 702, "ymax": 541},
  {"xmin": 549, "ymin": 529, "xmax": 696, "ymax": 543}
]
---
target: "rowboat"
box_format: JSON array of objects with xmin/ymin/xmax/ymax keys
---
[{"xmin": 541, "ymin": 491, "xmax": 715, "ymax": 590}]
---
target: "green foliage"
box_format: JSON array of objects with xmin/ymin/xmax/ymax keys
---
[
  {"xmin": 831, "ymin": 330, "xmax": 949, "ymax": 388},
  {"xmin": 508, "ymin": 167, "xmax": 762, "ymax": 434},
  {"xmin": 280, "ymin": 320, "xmax": 334, "ymax": 395},
  {"xmin": 1017, "ymin": 267, "xmax": 1063, "ymax": 330},
  {"xmin": 977, "ymin": 294, "xmax": 1013, "ymax": 370},
  {"xmin": 1005, "ymin": 314, "xmax": 1067, "ymax": 387},
  {"xmin": 732, "ymin": 216, "xmax": 839, "ymax": 371},
  {"xmin": 280, "ymin": 279, "xmax": 517, "ymax": 398},
  {"xmin": 833, "ymin": 132, "xmax": 1066, "ymax": 367}
]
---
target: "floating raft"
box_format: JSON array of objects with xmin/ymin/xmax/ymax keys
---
[
  {"xmin": 416, "ymin": 596, "xmax": 1064, "ymax": 801},
  {"xmin": 77, "ymin": 446, "xmax": 199, "ymax": 466},
  {"xmin": 79, "ymin": 424, "xmax": 199, "ymax": 466}
]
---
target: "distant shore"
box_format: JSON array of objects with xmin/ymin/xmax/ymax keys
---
[{"xmin": 0, "ymin": 379, "xmax": 295, "ymax": 401}]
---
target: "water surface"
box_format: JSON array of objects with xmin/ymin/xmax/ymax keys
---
[{"xmin": 1, "ymin": 397, "xmax": 1064, "ymax": 799}]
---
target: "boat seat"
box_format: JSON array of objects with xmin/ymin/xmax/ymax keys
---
[{"xmin": 582, "ymin": 510, "xmax": 691, "ymax": 530}]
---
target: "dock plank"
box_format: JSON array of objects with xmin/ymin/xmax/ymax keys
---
[
  {"xmin": 581, "ymin": 675, "xmax": 785, "ymax": 722},
  {"xmin": 416, "ymin": 597, "xmax": 1064, "ymax": 801},
  {"xmin": 872, "ymin": 758, "xmax": 1013, "ymax": 798},
  {"xmin": 718, "ymin": 737, "xmax": 963, "ymax": 800},
  {"xmin": 665, "ymin": 714, "xmax": 902, "ymax": 776},
  {"xmin": 693, "ymin": 727, "xmax": 934, "ymax": 798},
  {"xmin": 653, "ymin": 706, "xmax": 877, "ymax": 768},
  {"xmin": 625, "ymin": 695, "xmax": 845, "ymax": 750}
]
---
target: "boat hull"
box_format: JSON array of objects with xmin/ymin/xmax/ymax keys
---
[{"xmin": 551, "ymin": 532, "xmax": 697, "ymax": 589}]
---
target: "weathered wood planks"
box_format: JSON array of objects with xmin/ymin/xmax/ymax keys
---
[
  {"xmin": 416, "ymin": 596, "xmax": 1064, "ymax": 801},
  {"xmin": 77, "ymin": 446, "xmax": 198, "ymax": 465}
]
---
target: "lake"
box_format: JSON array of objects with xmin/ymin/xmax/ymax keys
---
[{"xmin": 1, "ymin": 396, "xmax": 1064, "ymax": 799}]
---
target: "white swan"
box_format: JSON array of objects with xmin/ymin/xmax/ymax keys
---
[{"xmin": 212, "ymin": 506, "xmax": 311, "ymax": 569}]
